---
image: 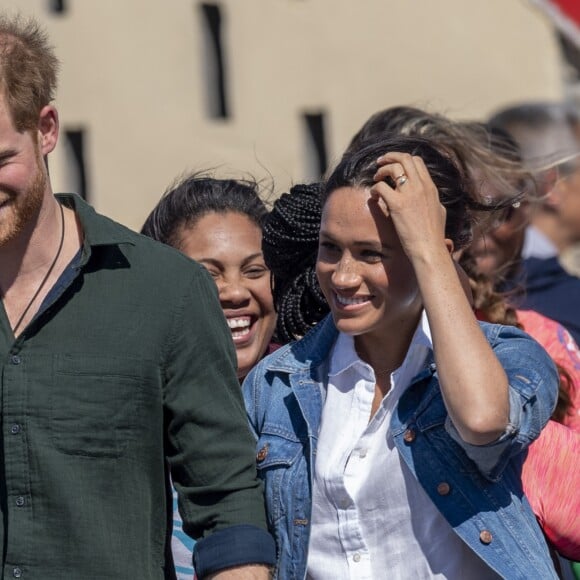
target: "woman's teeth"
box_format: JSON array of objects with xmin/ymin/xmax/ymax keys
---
[
  {"xmin": 228, "ymin": 317, "xmax": 251, "ymax": 338},
  {"xmin": 335, "ymin": 294, "xmax": 369, "ymax": 306}
]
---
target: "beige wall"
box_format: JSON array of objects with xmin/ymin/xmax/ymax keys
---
[{"xmin": 0, "ymin": 0, "xmax": 566, "ymax": 229}]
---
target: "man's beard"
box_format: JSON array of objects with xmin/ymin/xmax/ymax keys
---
[{"xmin": 0, "ymin": 159, "xmax": 47, "ymax": 248}]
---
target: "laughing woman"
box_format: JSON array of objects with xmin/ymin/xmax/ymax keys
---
[
  {"xmin": 242, "ymin": 136, "xmax": 560, "ymax": 579},
  {"xmin": 142, "ymin": 174, "xmax": 277, "ymax": 579}
]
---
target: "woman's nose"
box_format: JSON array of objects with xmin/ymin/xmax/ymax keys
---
[
  {"xmin": 218, "ymin": 278, "xmax": 251, "ymax": 304},
  {"xmin": 331, "ymin": 258, "xmax": 361, "ymax": 289}
]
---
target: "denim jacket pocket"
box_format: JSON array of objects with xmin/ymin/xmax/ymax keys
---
[
  {"xmin": 50, "ymin": 354, "xmax": 154, "ymax": 458},
  {"xmin": 255, "ymin": 430, "xmax": 304, "ymax": 526}
]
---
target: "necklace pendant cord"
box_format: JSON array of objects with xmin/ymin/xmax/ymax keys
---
[{"xmin": 12, "ymin": 201, "xmax": 66, "ymax": 335}]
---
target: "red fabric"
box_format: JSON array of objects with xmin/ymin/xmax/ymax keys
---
[
  {"xmin": 517, "ymin": 309, "xmax": 580, "ymax": 431},
  {"xmin": 549, "ymin": 0, "xmax": 580, "ymax": 28},
  {"xmin": 516, "ymin": 310, "xmax": 580, "ymax": 559},
  {"xmin": 523, "ymin": 422, "xmax": 580, "ymax": 560}
]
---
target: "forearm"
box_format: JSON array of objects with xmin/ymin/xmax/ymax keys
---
[{"xmin": 413, "ymin": 248, "xmax": 509, "ymax": 444}]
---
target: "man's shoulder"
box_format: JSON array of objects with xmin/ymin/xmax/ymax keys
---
[{"xmin": 64, "ymin": 193, "xmax": 203, "ymax": 279}]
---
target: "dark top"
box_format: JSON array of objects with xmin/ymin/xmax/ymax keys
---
[
  {"xmin": 520, "ymin": 256, "xmax": 580, "ymax": 345},
  {"xmin": 0, "ymin": 194, "xmax": 274, "ymax": 579}
]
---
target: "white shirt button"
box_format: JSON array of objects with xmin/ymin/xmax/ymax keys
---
[
  {"xmin": 353, "ymin": 553, "xmax": 361, "ymax": 563},
  {"xmin": 359, "ymin": 448, "xmax": 367, "ymax": 458}
]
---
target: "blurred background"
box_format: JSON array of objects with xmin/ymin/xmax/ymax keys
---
[{"xmin": 2, "ymin": 0, "xmax": 580, "ymax": 230}]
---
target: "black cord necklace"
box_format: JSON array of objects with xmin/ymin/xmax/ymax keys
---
[{"xmin": 12, "ymin": 201, "xmax": 65, "ymax": 335}]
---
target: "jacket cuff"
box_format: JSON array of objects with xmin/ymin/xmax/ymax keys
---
[{"xmin": 193, "ymin": 524, "xmax": 276, "ymax": 578}]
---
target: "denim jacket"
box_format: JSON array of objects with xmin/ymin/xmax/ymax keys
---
[{"xmin": 243, "ymin": 315, "xmax": 559, "ymax": 579}]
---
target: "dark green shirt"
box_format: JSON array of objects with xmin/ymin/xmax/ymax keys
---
[{"xmin": 0, "ymin": 195, "xmax": 273, "ymax": 579}]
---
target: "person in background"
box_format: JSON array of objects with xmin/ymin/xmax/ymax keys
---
[
  {"xmin": 0, "ymin": 14, "xmax": 275, "ymax": 580},
  {"xmin": 142, "ymin": 173, "xmax": 278, "ymax": 578},
  {"xmin": 488, "ymin": 102, "xmax": 580, "ymax": 343},
  {"xmin": 244, "ymin": 135, "xmax": 559, "ymax": 579},
  {"xmin": 461, "ymin": 122, "xmax": 580, "ymax": 431}
]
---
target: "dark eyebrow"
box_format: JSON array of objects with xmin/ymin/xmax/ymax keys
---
[
  {"xmin": 320, "ymin": 231, "xmax": 394, "ymax": 251},
  {"xmin": 240, "ymin": 252, "xmax": 265, "ymax": 267},
  {"xmin": 0, "ymin": 149, "xmax": 18, "ymax": 163},
  {"xmin": 197, "ymin": 258, "xmax": 223, "ymax": 268},
  {"xmin": 197, "ymin": 253, "xmax": 265, "ymax": 268}
]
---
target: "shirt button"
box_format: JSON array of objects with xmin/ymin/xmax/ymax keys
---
[
  {"xmin": 339, "ymin": 498, "xmax": 350, "ymax": 509},
  {"xmin": 13, "ymin": 568, "xmax": 22, "ymax": 578},
  {"xmin": 479, "ymin": 530, "xmax": 493, "ymax": 544},
  {"xmin": 10, "ymin": 424, "xmax": 21, "ymax": 435},
  {"xmin": 10, "ymin": 355, "xmax": 21, "ymax": 365},
  {"xmin": 15, "ymin": 496, "xmax": 25, "ymax": 507},
  {"xmin": 353, "ymin": 553, "xmax": 361, "ymax": 563},
  {"xmin": 358, "ymin": 448, "xmax": 367, "ymax": 458},
  {"xmin": 403, "ymin": 428, "xmax": 416, "ymax": 443},
  {"xmin": 437, "ymin": 482, "xmax": 451, "ymax": 496}
]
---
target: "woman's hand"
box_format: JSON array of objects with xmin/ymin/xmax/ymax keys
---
[
  {"xmin": 373, "ymin": 152, "xmax": 509, "ymax": 446},
  {"xmin": 371, "ymin": 152, "xmax": 450, "ymax": 261}
]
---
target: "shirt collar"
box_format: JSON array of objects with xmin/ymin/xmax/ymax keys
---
[
  {"xmin": 329, "ymin": 310, "xmax": 432, "ymax": 378},
  {"xmin": 56, "ymin": 193, "xmax": 136, "ymax": 248},
  {"xmin": 521, "ymin": 224, "xmax": 558, "ymax": 260},
  {"xmin": 56, "ymin": 194, "xmax": 136, "ymax": 268}
]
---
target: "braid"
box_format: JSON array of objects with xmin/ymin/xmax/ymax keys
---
[{"xmin": 263, "ymin": 183, "xmax": 330, "ymax": 343}]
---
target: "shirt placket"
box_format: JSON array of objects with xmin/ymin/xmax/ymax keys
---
[
  {"xmin": 1, "ymin": 332, "xmax": 33, "ymax": 578},
  {"xmin": 0, "ymin": 251, "xmax": 83, "ymax": 579},
  {"xmin": 337, "ymin": 374, "xmax": 375, "ymax": 579}
]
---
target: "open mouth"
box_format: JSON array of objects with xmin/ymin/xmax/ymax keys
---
[
  {"xmin": 227, "ymin": 316, "xmax": 255, "ymax": 342},
  {"xmin": 334, "ymin": 293, "xmax": 372, "ymax": 308}
]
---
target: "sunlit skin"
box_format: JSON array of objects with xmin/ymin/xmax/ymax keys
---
[
  {"xmin": 0, "ymin": 97, "xmax": 82, "ymax": 336},
  {"xmin": 178, "ymin": 212, "xmax": 277, "ymax": 380},
  {"xmin": 0, "ymin": 100, "xmax": 48, "ymax": 248},
  {"xmin": 316, "ymin": 186, "xmax": 422, "ymax": 362},
  {"xmin": 314, "ymin": 151, "xmax": 509, "ymax": 444}
]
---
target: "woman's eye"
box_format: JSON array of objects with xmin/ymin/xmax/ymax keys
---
[
  {"xmin": 320, "ymin": 241, "xmax": 339, "ymax": 252},
  {"xmin": 205, "ymin": 268, "xmax": 220, "ymax": 279},
  {"xmin": 245, "ymin": 267, "xmax": 268, "ymax": 279},
  {"xmin": 361, "ymin": 250, "xmax": 384, "ymax": 261}
]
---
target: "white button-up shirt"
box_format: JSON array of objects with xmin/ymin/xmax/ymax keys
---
[{"xmin": 306, "ymin": 312, "xmax": 500, "ymax": 579}]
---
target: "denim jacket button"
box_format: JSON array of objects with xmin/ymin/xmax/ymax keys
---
[
  {"xmin": 479, "ymin": 530, "xmax": 493, "ymax": 544},
  {"xmin": 256, "ymin": 444, "xmax": 269, "ymax": 462},
  {"xmin": 437, "ymin": 482, "xmax": 451, "ymax": 495},
  {"xmin": 403, "ymin": 428, "xmax": 416, "ymax": 443}
]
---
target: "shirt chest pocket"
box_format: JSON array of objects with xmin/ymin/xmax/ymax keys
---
[{"xmin": 50, "ymin": 354, "xmax": 157, "ymax": 458}]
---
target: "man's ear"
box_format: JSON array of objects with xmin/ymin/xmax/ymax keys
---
[
  {"xmin": 444, "ymin": 238, "xmax": 455, "ymax": 255},
  {"xmin": 37, "ymin": 105, "xmax": 59, "ymax": 156}
]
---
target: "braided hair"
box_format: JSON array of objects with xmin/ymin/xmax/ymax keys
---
[{"xmin": 262, "ymin": 183, "xmax": 329, "ymax": 343}]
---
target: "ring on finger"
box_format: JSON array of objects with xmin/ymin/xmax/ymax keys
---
[{"xmin": 396, "ymin": 174, "xmax": 408, "ymax": 187}]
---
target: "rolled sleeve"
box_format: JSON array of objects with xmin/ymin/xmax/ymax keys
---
[
  {"xmin": 193, "ymin": 524, "xmax": 276, "ymax": 578},
  {"xmin": 446, "ymin": 323, "xmax": 559, "ymax": 480},
  {"xmin": 163, "ymin": 265, "xmax": 274, "ymax": 565}
]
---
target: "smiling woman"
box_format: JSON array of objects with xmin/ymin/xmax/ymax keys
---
[
  {"xmin": 142, "ymin": 173, "xmax": 277, "ymax": 578},
  {"xmin": 141, "ymin": 173, "xmax": 276, "ymax": 380},
  {"xmin": 242, "ymin": 135, "xmax": 561, "ymax": 579}
]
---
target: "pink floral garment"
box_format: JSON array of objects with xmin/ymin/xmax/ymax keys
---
[{"xmin": 516, "ymin": 309, "xmax": 580, "ymax": 560}]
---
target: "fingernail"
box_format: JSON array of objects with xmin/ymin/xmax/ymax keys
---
[{"xmin": 376, "ymin": 156, "xmax": 383, "ymax": 162}]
